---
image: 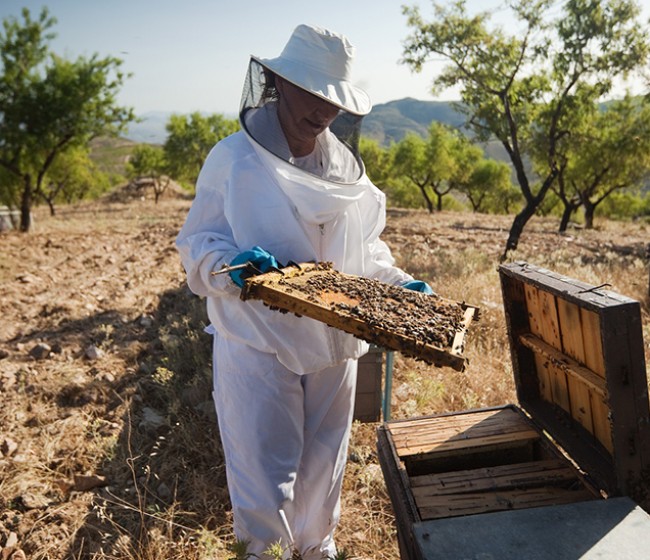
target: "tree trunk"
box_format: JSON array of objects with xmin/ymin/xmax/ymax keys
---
[
  {"xmin": 502, "ymin": 203, "xmax": 537, "ymax": 261},
  {"xmin": 418, "ymin": 185, "xmax": 434, "ymax": 213},
  {"xmin": 20, "ymin": 177, "xmax": 32, "ymax": 232},
  {"xmin": 583, "ymin": 200, "xmax": 595, "ymax": 229},
  {"xmin": 558, "ymin": 203, "xmax": 574, "ymax": 233}
]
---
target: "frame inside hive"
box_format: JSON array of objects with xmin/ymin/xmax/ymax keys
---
[{"xmin": 240, "ymin": 262, "xmax": 479, "ymax": 371}]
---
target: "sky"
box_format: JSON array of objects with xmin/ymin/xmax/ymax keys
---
[{"xmin": 1, "ymin": 0, "xmax": 649, "ymax": 117}]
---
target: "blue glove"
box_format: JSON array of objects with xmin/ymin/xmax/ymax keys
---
[
  {"xmin": 229, "ymin": 246, "xmax": 280, "ymax": 288},
  {"xmin": 402, "ymin": 279, "xmax": 435, "ymax": 295}
]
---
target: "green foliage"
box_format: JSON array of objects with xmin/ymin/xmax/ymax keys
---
[
  {"xmin": 127, "ymin": 144, "xmax": 166, "ymax": 179},
  {"xmin": 359, "ymin": 136, "xmax": 392, "ymax": 185},
  {"xmin": 532, "ymin": 94, "xmax": 650, "ymax": 230},
  {"xmin": 460, "ymin": 159, "xmax": 519, "ymax": 214},
  {"xmin": 600, "ymin": 191, "xmax": 646, "ymax": 221},
  {"xmin": 382, "ymin": 176, "xmax": 425, "ymax": 209},
  {"xmin": 390, "ymin": 122, "xmax": 466, "ymax": 212},
  {"xmin": 387, "ymin": 121, "xmax": 515, "ymax": 214},
  {"xmin": 227, "ymin": 539, "xmax": 256, "ymax": 560},
  {"xmin": 402, "ymin": 0, "xmax": 650, "ymax": 254},
  {"xmin": 163, "ymin": 112, "xmax": 239, "ymax": 187},
  {"xmin": 38, "ymin": 146, "xmax": 110, "ymax": 213},
  {"xmin": 0, "ymin": 7, "xmax": 135, "ymax": 231}
]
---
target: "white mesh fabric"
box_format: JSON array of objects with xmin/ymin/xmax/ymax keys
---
[{"xmin": 239, "ymin": 59, "xmax": 364, "ymax": 182}]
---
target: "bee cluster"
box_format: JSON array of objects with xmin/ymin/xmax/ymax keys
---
[{"xmin": 294, "ymin": 265, "xmax": 465, "ymax": 350}]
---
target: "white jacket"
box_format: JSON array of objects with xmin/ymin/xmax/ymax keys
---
[{"xmin": 176, "ymin": 126, "xmax": 412, "ymax": 374}]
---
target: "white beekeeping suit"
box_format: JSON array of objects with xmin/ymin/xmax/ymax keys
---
[{"xmin": 176, "ymin": 24, "xmax": 427, "ymax": 560}]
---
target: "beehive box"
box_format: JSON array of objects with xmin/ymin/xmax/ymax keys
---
[
  {"xmin": 377, "ymin": 262, "xmax": 650, "ymax": 559},
  {"xmin": 240, "ymin": 262, "xmax": 478, "ymax": 371},
  {"xmin": 354, "ymin": 346, "xmax": 385, "ymax": 423}
]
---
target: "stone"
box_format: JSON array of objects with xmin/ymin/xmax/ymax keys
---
[
  {"xmin": 84, "ymin": 345, "xmax": 104, "ymax": 361},
  {"xmin": 29, "ymin": 343, "xmax": 51, "ymax": 360},
  {"xmin": 0, "ymin": 438, "xmax": 18, "ymax": 458},
  {"xmin": 157, "ymin": 482, "xmax": 172, "ymax": 501},
  {"xmin": 139, "ymin": 407, "xmax": 165, "ymax": 431},
  {"xmin": 73, "ymin": 474, "xmax": 108, "ymax": 492}
]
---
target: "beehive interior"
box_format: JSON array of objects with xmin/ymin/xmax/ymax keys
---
[
  {"xmin": 389, "ymin": 407, "xmax": 599, "ymax": 520},
  {"xmin": 521, "ymin": 285, "xmax": 613, "ymax": 452}
]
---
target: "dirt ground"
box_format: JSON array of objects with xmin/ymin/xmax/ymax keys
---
[{"xmin": 1, "ymin": 192, "xmax": 650, "ymax": 559}]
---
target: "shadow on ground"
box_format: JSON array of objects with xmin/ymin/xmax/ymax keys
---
[{"xmin": 50, "ymin": 284, "xmax": 231, "ymax": 558}]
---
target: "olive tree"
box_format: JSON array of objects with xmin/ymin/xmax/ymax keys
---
[
  {"xmin": 39, "ymin": 146, "xmax": 108, "ymax": 214},
  {"xmin": 0, "ymin": 8, "xmax": 134, "ymax": 231},
  {"xmin": 127, "ymin": 144, "xmax": 170, "ymax": 204},
  {"xmin": 546, "ymin": 96, "xmax": 650, "ymax": 230},
  {"xmin": 163, "ymin": 112, "xmax": 239, "ymax": 187},
  {"xmin": 402, "ymin": 0, "xmax": 650, "ymax": 258},
  {"xmin": 391, "ymin": 123, "xmax": 458, "ymax": 212}
]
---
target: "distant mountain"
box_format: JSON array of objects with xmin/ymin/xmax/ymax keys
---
[
  {"xmin": 361, "ymin": 97, "xmax": 467, "ymax": 146},
  {"xmin": 123, "ymin": 99, "xmax": 468, "ymax": 146}
]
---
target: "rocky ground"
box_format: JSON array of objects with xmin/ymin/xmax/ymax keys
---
[{"xmin": 1, "ymin": 192, "xmax": 649, "ymax": 559}]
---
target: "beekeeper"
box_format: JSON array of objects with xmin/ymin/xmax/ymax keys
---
[{"xmin": 176, "ymin": 24, "xmax": 433, "ymax": 560}]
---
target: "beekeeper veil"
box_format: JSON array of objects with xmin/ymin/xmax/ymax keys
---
[{"xmin": 239, "ymin": 24, "xmax": 371, "ymax": 184}]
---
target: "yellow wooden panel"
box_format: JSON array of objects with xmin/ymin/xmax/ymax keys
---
[
  {"xmin": 557, "ymin": 298, "xmax": 586, "ymax": 363},
  {"xmin": 524, "ymin": 284, "xmax": 543, "ymax": 336},
  {"xmin": 417, "ymin": 487, "xmax": 597, "ymax": 520},
  {"xmin": 549, "ymin": 363, "xmax": 571, "ymax": 414},
  {"xmin": 580, "ymin": 308, "xmax": 606, "ymax": 378},
  {"xmin": 539, "ymin": 290, "xmax": 562, "ymax": 350},
  {"xmin": 567, "ymin": 376, "xmax": 594, "ymax": 434},
  {"xmin": 592, "ymin": 395, "xmax": 614, "ymax": 453},
  {"xmin": 534, "ymin": 353, "xmax": 554, "ymax": 403}
]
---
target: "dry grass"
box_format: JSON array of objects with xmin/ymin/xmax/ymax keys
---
[{"xmin": 1, "ymin": 199, "xmax": 649, "ymax": 559}]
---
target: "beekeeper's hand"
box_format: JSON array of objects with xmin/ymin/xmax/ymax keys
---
[
  {"xmin": 229, "ymin": 246, "xmax": 280, "ymax": 287},
  {"xmin": 402, "ymin": 279, "xmax": 436, "ymax": 296}
]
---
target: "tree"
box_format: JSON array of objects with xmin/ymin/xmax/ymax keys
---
[
  {"xmin": 461, "ymin": 159, "xmax": 517, "ymax": 213},
  {"xmin": 549, "ymin": 96, "xmax": 650, "ymax": 230},
  {"xmin": 163, "ymin": 112, "xmax": 239, "ymax": 186},
  {"xmin": 391, "ymin": 133, "xmax": 435, "ymax": 212},
  {"xmin": 391, "ymin": 123, "xmax": 458, "ymax": 212},
  {"xmin": 127, "ymin": 144, "xmax": 169, "ymax": 204},
  {"xmin": 359, "ymin": 136, "xmax": 392, "ymax": 185},
  {"xmin": 402, "ymin": 0, "xmax": 650, "ymax": 258},
  {"xmin": 445, "ymin": 134, "xmax": 482, "ymax": 208},
  {"xmin": 0, "ymin": 8, "xmax": 135, "ymax": 231},
  {"xmin": 38, "ymin": 146, "xmax": 108, "ymax": 214}
]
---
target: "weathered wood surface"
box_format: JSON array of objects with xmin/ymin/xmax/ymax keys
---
[
  {"xmin": 389, "ymin": 407, "xmax": 540, "ymax": 458},
  {"xmin": 417, "ymin": 486, "xmax": 597, "ymax": 520},
  {"xmin": 500, "ymin": 261, "xmax": 650, "ymax": 495}
]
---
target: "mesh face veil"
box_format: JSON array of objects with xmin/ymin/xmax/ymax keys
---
[{"xmin": 239, "ymin": 58, "xmax": 365, "ymax": 183}]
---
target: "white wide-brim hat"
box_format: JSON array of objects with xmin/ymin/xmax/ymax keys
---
[{"xmin": 252, "ymin": 24, "xmax": 372, "ymax": 116}]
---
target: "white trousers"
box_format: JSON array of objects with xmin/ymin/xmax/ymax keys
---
[{"xmin": 212, "ymin": 335, "xmax": 358, "ymax": 560}]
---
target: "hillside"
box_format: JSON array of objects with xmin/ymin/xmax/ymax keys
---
[
  {"xmin": 89, "ymin": 136, "xmax": 138, "ymax": 179},
  {"xmin": 124, "ymin": 99, "xmax": 467, "ymax": 146},
  {"xmin": 361, "ymin": 97, "xmax": 467, "ymax": 146},
  {"xmin": 1, "ymin": 197, "xmax": 649, "ymax": 558}
]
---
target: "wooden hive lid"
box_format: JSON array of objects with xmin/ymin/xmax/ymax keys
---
[{"xmin": 499, "ymin": 261, "xmax": 650, "ymax": 499}]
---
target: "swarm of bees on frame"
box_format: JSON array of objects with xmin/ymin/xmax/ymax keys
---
[{"xmin": 262, "ymin": 262, "xmax": 466, "ymax": 352}]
